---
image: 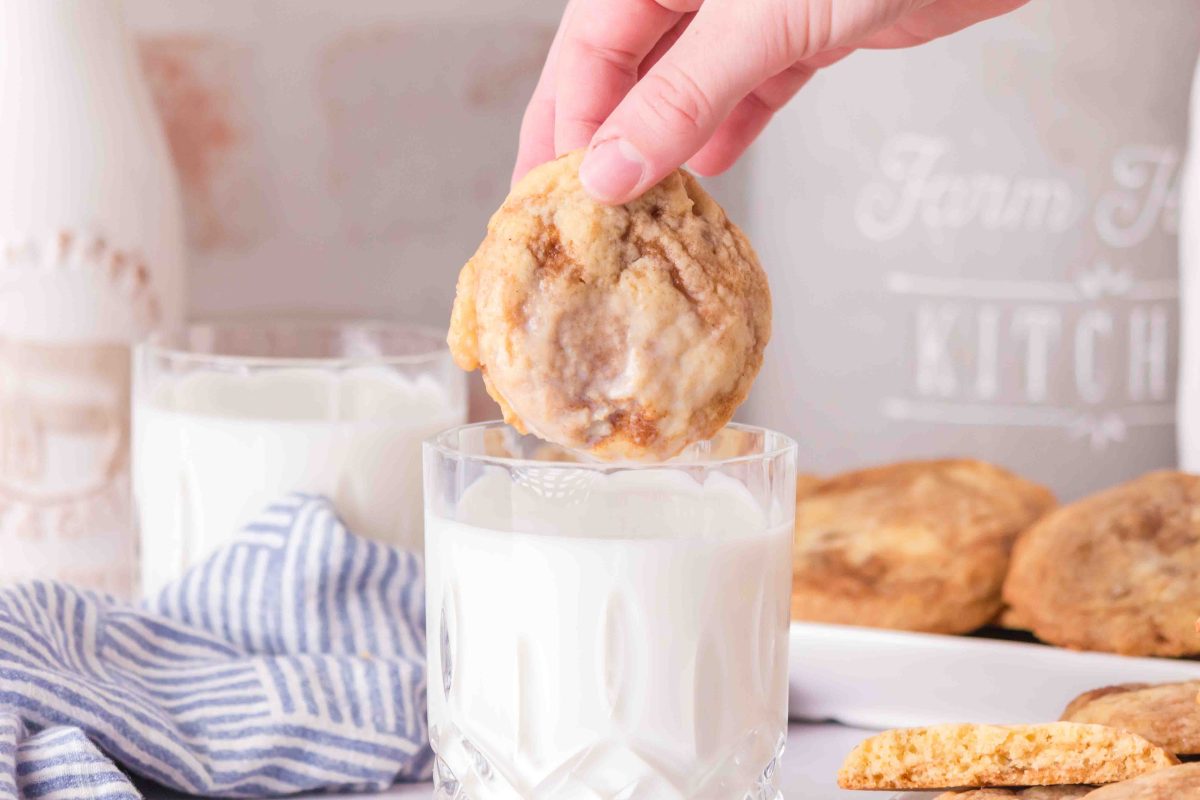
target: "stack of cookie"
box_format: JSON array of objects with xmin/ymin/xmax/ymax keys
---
[
  {"xmin": 837, "ymin": 679, "xmax": 1200, "ymax": 797},
  {"xmin": 793, "ymin": 464, "xmax": 1200, "ymax": 657}
]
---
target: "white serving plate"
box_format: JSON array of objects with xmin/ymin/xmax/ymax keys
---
[{"xmin": 788, "ymin": 621, "xmax": 1200, "ymax": 729}]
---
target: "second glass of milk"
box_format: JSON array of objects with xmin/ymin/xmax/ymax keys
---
[
  {"xmin": 424, "ymin": 422, "xmax": 797, "ymax": 800},
  {"xmin": 133, "ymin": 320, "xmax": 465, "ymax": 596}
]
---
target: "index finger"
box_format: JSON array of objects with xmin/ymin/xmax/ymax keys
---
[{"xmin": 553, "ymin": 0, "xmax": 701, "ymax": 156}]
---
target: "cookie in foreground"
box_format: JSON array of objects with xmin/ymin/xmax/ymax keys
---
[
  {"xmin": 1003, "ymin": 471, "xmax": 1200, "ymax": 656},
  {"xmin": 792, "ymin": 459, "xmax": 1054, "ymax": 634},
  {"xmin": 1081, "ymin": 763, "xmax": 1200, "ymax": 798},
  {"xmin": 1061, "ymin": 681, "xmax": 1200, "ymax": 756},
  {"xmin": 937, "ymin": 789, "xmax": 1091, "ymax": 799},
  {"xmin": 837, "ymin": 722, "xmax": 1177, "ymax": 790},
  {"xmin": 448, "ymin": 149, "xmax": 770, "ymax": 461}
]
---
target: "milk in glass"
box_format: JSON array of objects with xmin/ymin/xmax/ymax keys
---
[
  {"xmin": 134, "ymin": 327, "xmax": 464, "ymax": 595},
  {"xmin": 424, "ymin": 426, "xmax": 795, "ymax": 800}
]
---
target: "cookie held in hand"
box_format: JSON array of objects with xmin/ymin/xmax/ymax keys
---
[
  {"xmin": 448, "ymin": 149, "xmax": 770, "ymax": 461},
  {"xmin": 1061, "ymin": 681, "xmax": 1200, "ymax": 756},
  {"xmin": 1003, "ymin": 471, "xmax": 1200, "ymax": 656},
  {"xmin": 792, "ymin": 459, "xmax": 1054, "ymax": 634},
  {"xmin": 837, "ymin": 722, "xmax": 1177, "ymax": 790}
]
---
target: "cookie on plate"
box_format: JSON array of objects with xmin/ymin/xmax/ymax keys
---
[
  {"xmin": 937, "ymin": 789, "xmax": 1091, "ymax": 799},
  {"xmin": 792, "ymin": 459, "xmax": 1054, "ymax": 633},
  {"xmin": 1082, "ymin": 763, "xmax": 1200, "ymax": 798},
  {"xmin": 1060, "ymin": 681, "xmax": 1200, "ymax": 755},
  {"xmin": 1003, "ymin": 471, "xmax": 1200, "ymax": 656},
  {"xmin": 448, "ymin": 149, "xmax": 770, "ymax": 461},
  {"xmin": 837, "ymin": 722, "xmax": 1177, "ymax": 790},
  {"xmin": 996, "ymin": 605, "xmax": 1033, "ymax": 631}
]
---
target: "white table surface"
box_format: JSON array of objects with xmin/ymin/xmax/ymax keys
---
[
  {"xmin": 239, "ymin": 723, "xmax": 878, "ymax": 800},
  {"xmin": 145, "ymin": 723, "xmax": 879, "ymax": 799}
]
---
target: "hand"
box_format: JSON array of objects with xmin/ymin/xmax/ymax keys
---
[{"xmin": 513, "ymin": 0, "xmax": 1028, "ymax": 204}]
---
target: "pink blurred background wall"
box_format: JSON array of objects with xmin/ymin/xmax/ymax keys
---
[{"xmin": 125, "ymin": 0, "xmax": 556, "ymax": 326}]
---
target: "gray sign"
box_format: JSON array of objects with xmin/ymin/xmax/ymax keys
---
[{"xmin": 739, "ymin": 1, "xmax": 1199, "ymax": 499}]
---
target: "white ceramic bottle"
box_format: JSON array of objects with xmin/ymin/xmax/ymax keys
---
[
  {"xmin": 1179, "ymin": 55, "xmax": 1200, "ymax": 472},
  {"xmin": 0, "ymin": 0, "xmax": 186, "ymax": 595}
]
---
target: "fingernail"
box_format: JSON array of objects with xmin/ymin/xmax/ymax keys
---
[{"xmin": 579, "ymin": 138, "xmax": 645, "ymax": 204}]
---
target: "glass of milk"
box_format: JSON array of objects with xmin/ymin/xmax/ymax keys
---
[
  {"xmin": 424, "ymin": 422, "xmax": 797, "ymax": 800},
  {"xmin": 133, "ymin": 320, "xmax": 465, "ymax": 596}
]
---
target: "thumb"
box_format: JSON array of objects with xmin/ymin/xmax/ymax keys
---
[{"xmin": 578, "ymin": 1, "xmax": 788, "ymax": 204}]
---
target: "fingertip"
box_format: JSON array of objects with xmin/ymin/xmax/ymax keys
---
[
  {"xmin": 513, "ymin": 101, "xmax": 558, "ymax": 189},
  {"xmin": 686, "ymin": 87, "xmax": 785, "ymax": 178},
  {"xmin": 686, "ymin": 133, "xmax": 747, "ymax": 177},
  {"xmin": 512, "ymin": 150, "xmax": 548, "ymax": 189},
  {"xmin": 512, "ymin": 149, "xmax": 556, "ymax": 188},
  {"xmin": 579, "ymin": 138, "xmax": 648, "ymax": 205},
  {"xmin": 683, "ymin": 154, "xmax": 731, "ymax": 177},
  {"xmin": 554, "ymin": 119, "xmax": 602, "ymax": 160}
]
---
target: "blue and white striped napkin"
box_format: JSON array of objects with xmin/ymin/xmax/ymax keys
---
[{"xmin": 0, "ymin": 494, "xmax": 431, "ymax": 799}]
